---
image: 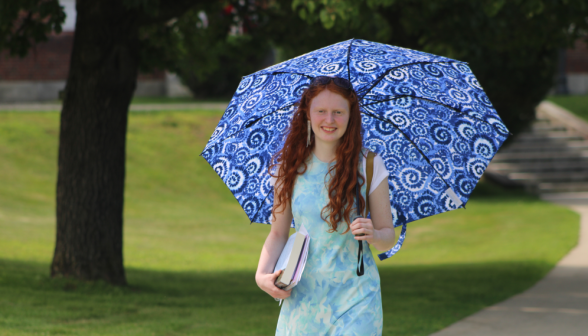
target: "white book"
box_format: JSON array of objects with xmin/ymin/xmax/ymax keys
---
[
  {"xmin": 287, "ymin": 225, "xmax": 310, "ymax": 289},
  {"xmin": 273, "ymin": 225, "xmax": 309, "ymax": 290}
]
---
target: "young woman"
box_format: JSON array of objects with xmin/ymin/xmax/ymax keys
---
[{"xmin": 255, "ymin": 76, "xmax": 395, "ymax": 335}]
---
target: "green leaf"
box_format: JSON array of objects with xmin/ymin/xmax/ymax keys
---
[
  {"xmin": 308, "ymin": 0, "xmax": 316, "ymax": 13},
  {"xmin": 291, "ymin": 0, "xmax": 304, "ymax": 10},
  {"xmin": 299, "ymin": 7, "xmax": 308, "ymax": 20},
  {"xmin": 482, "ymin": 0, "xmax": 507, "ymax": 17},
  {"xmin": 319, "ymin": 8, "xmax": 336, "ymax": 29},
  {"xmin": 0, "ymin": 0, "xmax": 65, "ymax": 58}
]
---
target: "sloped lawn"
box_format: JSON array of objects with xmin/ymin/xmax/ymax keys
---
[
  {"xmin": 0, "ymin": 110, "xmax": 579, "ymax": 335},
  {"xmin": 548, "ymin": 94, "xmax": 588, "ymax": 121}
]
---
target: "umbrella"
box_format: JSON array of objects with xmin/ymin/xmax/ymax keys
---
[{"xmin": 200, "ymin": 39, "xmax": 509, "ymax": 260}]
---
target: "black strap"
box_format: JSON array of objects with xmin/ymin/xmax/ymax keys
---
[
  {"xmin": 355, "ymin": 180, "xmax": 365, "ymax": 276},
  {"xmin": 357, "ymin": 240, "xmax": 364, "ymax": 276}
]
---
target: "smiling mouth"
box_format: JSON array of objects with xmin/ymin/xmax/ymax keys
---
[{"xmin": 321, "ymin": 127, "xmax": 337, "ymax": 133}]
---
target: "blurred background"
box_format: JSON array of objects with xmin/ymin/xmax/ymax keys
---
[{"xmin": 0, "ymin": 1, "xmax": 586, "ymax": 335}]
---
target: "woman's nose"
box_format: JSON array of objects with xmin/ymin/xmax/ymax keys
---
[{"xmin": 325, "ymin": 112, "xmax": 334, "ymax": 123}]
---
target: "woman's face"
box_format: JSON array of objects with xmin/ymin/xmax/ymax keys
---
[{"xmin": 308, "ymin": 89, "xmax": 351, "ymax": 146}]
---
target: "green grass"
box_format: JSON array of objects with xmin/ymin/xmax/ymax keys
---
[
  {"xmin": 547, "ymin": 94, "xmax": 588, "ymax": 121},
  {"xmin": 0, "ymin": 111, "xmax": 580, "ymax": 335}
]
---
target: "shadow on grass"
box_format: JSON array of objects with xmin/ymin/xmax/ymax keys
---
[
  {"xmin": 470, "ymin": 177, "xmax": 530, "ymax": 200},
  {"xmin": 0, "ymin": 258, "xmax": 554, "ymax": 336}
]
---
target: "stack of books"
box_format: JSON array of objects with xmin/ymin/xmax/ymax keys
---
[{"xmin": 273, "ymin": 225, "xmax": 310, "ymax": 291}]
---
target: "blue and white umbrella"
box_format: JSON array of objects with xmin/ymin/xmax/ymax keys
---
[{"xmin": 201, "ymin": 39, "xmax": 509, "ymax": 260}]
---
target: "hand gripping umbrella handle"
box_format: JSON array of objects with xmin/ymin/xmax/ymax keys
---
[{"xmin": 354, "ymin": 151, "xmax": 375, "ymax": 276}]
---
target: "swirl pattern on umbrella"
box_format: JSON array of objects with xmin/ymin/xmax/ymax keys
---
[{"xmin": 201, "ymin": 39, "xmax": 508, "ymax": 259}]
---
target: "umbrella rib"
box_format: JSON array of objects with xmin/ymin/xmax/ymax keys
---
[
  {"xmin": 357, "ymin": 61, "xmax": 461, "ymax": 98},
  {"xmin": 202, "ymin": 102, "xmax": 297, "ymax": 153},
  {"xmin": 347, "ymin": 38, "xmax": 355, "ymax": 83},
  {"xmin": 269, "ymin": 71, "xmax": 313, "ymax": 79},
  {"xmin": 248, "ymin": 189, "xmax": 272, "ymax": 225},
  {"xmin": 360, "ymin": 109, "xmax": 453, "ymax": 190},
  {"xmin": 361, "ymin": 95, "xmax": 494, "ymax": 127},
  {"xmin": 202, "ymin": 70, "xmax": 315, "ymax": 154}
]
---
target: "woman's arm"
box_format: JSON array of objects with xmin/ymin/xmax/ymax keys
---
[
  {"xmin": 350, "ymin": 178, "xmax": 395, "ymax": 251},
  {"xmin": 255, "ymin": 186, "xmax": 294, "ymax": 299}
]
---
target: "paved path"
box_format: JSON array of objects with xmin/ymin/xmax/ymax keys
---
[
  {"xmin": 0, "ymin": 102, "xmax": 229, "ymax": 112},
  {"xmin": 430, "ymin": 205, "xmax": 588, "ymax": 336}
]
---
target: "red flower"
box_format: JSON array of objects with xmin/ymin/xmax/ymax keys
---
[{"xmin": 223, "ymin": 5, "xmax": 234, "ymax": 15}]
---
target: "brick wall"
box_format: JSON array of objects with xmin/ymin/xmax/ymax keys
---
[
  {"xmin": 0, "ymin": 32, "xmax": 164, "ymax": 81},
  {"xmin": 0, "ymin": 33, "xmax": 73, "ymax": 80},
  {"xmin": 567, "ymin": 39, "xmax": 588, "ymax": 73}
]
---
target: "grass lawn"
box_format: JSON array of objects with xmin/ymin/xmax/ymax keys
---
[
  {"xmin": 0, "ymin": 110, "xmax": 580, "ymax": 335},
  {"xmin": 547, "ymin": 94, "xmax": 588, "ymax": 121}
]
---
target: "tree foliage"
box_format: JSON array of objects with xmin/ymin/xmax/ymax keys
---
[
  {"xmin": 172, "ymin": 2, "xmax": 274, "ymax": 98},
  {"xmin": 171, "ymin": 0, "xmax": 389, "ymax": 98},
  {"xmin": 292, "ymin": 0, "xmax": 588, "ymax": 134},
  {"xmin": 0, "ymin": 0, "xmax": 65, "ymax": 57},
  {"xmin": 122, "ymin": 0, "xmax": 276, "ymax": 98}
]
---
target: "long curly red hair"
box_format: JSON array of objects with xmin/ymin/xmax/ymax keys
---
[{"xmin": 269, "ymin": 80, "xmax": 365, "ymax": 233}]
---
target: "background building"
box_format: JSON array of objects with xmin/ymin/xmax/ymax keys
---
[
  {"xmin": 0, "ymin": 0, "xmax": 191, "ymax": 103},
  {"xmin": 566, "ymin": 39, "xmax": 588, "ymax": 95}
]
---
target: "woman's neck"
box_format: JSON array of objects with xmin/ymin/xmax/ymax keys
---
[{"xmin": 313, "ymin": 139, "xmax": 339, "ymax": 163}]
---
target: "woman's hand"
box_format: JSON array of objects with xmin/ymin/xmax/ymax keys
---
[
  {"xmin": 350, "ymin": 179, "xmax": 395, "ymax": 251},
  {"xmin": 350, "ymin": 217, "xmax": 377, "ymax": 244},
  {"xmin": 256, "ymin": 269, "xmax": 292, "ymax": 300}
]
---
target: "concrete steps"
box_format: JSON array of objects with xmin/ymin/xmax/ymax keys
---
[
  {"xmin": 499, "ymin": 140, "xmax": 588, "ymax": 152},
  {"xmin": 488, "ymin": 161, "xmax": 588, "ymax": 173},
  {"xmin": 540, "ymin": 192, "xmax": 588, "ymax": 204},
  {"xmin": 514, "ymin": 132, "xmax": 584, "ymax": 142},
  {"xmin": 508, "ymin": 172, "xmax": 588, "ymax": 183},
  {"xmin": 486, "ymin": 102, "xmax": 588, "ymax": 203},
  {"xmin": 493, "ymin": 151, "xmax": 588, "ymax": 161},
  {"xmin": 539, "ymin": 182, "xmax": 588, "ymax": 193}
]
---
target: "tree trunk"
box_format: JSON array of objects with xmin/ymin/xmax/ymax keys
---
[{"xmin": 51, "ymin": 1, "xmax": 140, "ymax": 285}]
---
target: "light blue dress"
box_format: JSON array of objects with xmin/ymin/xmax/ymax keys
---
[{"xmin": 276, "ymin": 151, "xmax": 383, "ymax": 336}]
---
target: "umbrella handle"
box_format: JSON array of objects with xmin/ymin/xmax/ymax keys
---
[
  {"xmin": 357, "ymin": 240, "xmax": 364, "ymax": 276},
  {"xmin": 377, "ymin": 223, "xmax": 407, "ymax": 261},
  {"xmin": 354, "ymin": 180, "xmax": 365, "ymax": 236}
]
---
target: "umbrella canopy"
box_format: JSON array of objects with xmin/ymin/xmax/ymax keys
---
[{"xmin": 201, "ymin": 39, "xmax": 509, "ymax": 259}]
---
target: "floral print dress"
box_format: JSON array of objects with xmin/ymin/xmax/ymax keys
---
[{"xmin": 275, "ymin": 151, "xmax": 383, "ymax": 336}]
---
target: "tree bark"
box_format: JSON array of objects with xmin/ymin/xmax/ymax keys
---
[{"xmin": 51, "ymin": 0, "xmax": 140, "ymax": 285}]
